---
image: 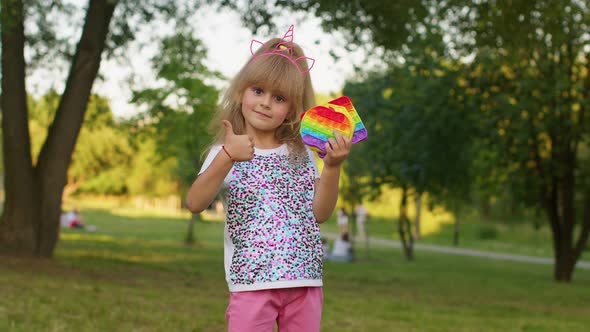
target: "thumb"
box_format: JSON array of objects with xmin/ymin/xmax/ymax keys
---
[{"xmin": 222, "ymin": 120, "xmax": 235, "ymax": 136}]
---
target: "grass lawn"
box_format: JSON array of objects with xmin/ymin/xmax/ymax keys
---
[{"xmin": 1, "ymin": 206, "xmax": 589, "ymax": 331}]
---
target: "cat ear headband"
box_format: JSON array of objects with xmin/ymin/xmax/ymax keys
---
[{"xmin": 250, "ymin": 25, "xmax": 315, "ymax": 74}]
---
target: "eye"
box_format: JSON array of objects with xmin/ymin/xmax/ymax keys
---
[
  {"xmin": 252, "ymin": 87, "xmax": 263, "ymax": 95},
  {"xmin": 274, "ymin": 95, "xmax": 286, "ymax": 103}
]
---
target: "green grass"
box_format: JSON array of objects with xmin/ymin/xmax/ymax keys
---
[{"xmin": 1, "ymin": 206, "xmax": 589, "ymax": 331}]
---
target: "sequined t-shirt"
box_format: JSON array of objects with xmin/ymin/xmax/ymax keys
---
[{"xmin": 199, "ymin": 144, "xmax": 322, "ymax": 292}]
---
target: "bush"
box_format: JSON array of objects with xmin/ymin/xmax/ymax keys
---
[{"xmin": 478, "ymin": 225, "xmax": 499, "ymax": 240}]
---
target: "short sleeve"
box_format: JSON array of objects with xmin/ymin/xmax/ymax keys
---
[
  {"xmin": 306, "ymin": 147, "xmax": 320, "ymax": 179},
  {"xmin": 198, "ymin": 145, "xmax": 223, "ymax": 175}
]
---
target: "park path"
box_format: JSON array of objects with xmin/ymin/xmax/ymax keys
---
[{"xmin": 322, "ymin": 232, "xmax": 590, "ymax": 270}]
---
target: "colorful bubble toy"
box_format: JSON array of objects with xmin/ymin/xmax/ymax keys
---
[{"xmin": 300, "ymin": 96, "xmax": 368, "ymax": 158}]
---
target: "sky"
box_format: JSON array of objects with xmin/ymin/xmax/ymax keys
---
[{"xmin": 36, "ymin": 4, "xmax": 374, "ymax": 118}]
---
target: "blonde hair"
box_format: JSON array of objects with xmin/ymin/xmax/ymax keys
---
[{"xmin": 208, "ymin": 37, "xmax": 316, "ymax": 158}]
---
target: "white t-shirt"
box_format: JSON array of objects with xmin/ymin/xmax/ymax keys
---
[{"xmin": 199, "ymin": 144, "xmax": 322, "ymax": 292}]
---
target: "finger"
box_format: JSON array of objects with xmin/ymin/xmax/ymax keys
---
[
  {"xmin": 222, "ymin": 120, "xmax": 235, "ymax": 135},
  {"xmin": 324, "ymin": 142, "xmax": 333, "ymax": 155},
  {"xmin": 343, "ymin": 135, "xmax": 352, "ymax": 149},
  {"xmin": 328, "ymin": 137, "xmax": 339, "ymax": 150},
  {"xmin": 334, "ymin": 131, "xmax": 346, "ymax": 146}
]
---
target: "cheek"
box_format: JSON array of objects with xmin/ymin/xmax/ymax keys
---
[
  {"xmin": 281, "ymin": 102, "xmax": 293, "ymax": 115},
  {"xmin": 276, "ymin": 106, "xmax": 291, "ymax": 122},
  {"xmin": 241, "ymin": 97, "xmax": 256, "ymax": 114},
  {"xmin": 241, "ymin": 95, "xmax": 250, "ymax": 108}
]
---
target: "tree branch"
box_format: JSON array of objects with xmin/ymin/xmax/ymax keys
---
[{"xmin": 36, "ymin": 0, "xmax": 117, "ymax": 174}]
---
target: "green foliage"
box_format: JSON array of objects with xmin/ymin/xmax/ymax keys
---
[
  {"xmin": 69, "ymin": 96, "xmax": 123, "ymax": 191},
  {"xmin": 343, "ymin": 60, "xmax": 477, "ymax": 208},
  {"xmin": 124, "ymin": 138, "xmax": 178, "ymax": 196},
  {"xmin": 84, "ymin": 94, "xmax": 116, "ymax": 129},
  {"xmin": 27, "ymin": 92, "xmax": 139, "ymax": 196},
  {"xmin": 130, "ymin": 30, "xmax": 221, "ymax": 194},
  {"xmin": 24, "ymin": 31, "xmax": 222, "ymax": 199},
  {"xmin": 219, "ymin": 0, "xmax": 430, "ymax": 53},
  {"xmin": 71, "ymin": 126, "xmax": 134, "ymax": 195}
]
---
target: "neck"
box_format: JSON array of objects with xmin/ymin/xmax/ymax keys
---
[{"xmin": 247, "ymin": 129, "xmax": 282, "ymax": 149}]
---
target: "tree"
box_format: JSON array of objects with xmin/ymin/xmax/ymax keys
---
[
  {"xmin": 130, "ymin": 30, "xmax": 220, "ymax": 244},
  {"xmin": 342, "ymin": 38, "xmax": 477, "ymax": 258},
  {"xmin": 0, "ymin": 0, "xmax": 191, "ymax": 257},
  {"xmin": 130, "ymin": 30, "xmax": 220, "ymax": 193},
  {"xmin": 452, "ymin": 0, "xmax": 590, "ymax": 282}
]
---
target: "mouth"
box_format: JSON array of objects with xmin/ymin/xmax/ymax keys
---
[{"xmin": 253, "ymin": 110, "xmax": 272, "ymax": 118}]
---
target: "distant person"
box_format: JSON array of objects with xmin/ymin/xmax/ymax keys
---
[
  {"xmin": 355, "ymin": 204, "xmax": 369, "ymax": 241},
  {"xmin": 60, "ymin": 209, "xmax": 97, "ymax": 231},
  {"xmin": 184, "ymin": 25, "xmax": 352, "ymax": 332},
  {"xmin": 336, "ymin": 207, "xmax": 349, "ymax": 235},
  {"xmin": 329, "ymin": 232, "xmax": 353, "ymax": 262},
  {"xmin": 59, "ymin": 209, "xmax": 70, "ymax": 228},
  {"xmin": 60, "ymin": 209, "xmax": 85, "ymax": 229}
]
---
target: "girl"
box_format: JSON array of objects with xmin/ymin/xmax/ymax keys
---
[{"xmin": 185, "ymin": 26, "xmax": 351, "ymax": 332}]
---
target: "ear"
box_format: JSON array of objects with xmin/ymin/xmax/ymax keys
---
[
  {"xmin": 250, "ymin": 39, "xmax": 268, "ymax": 56},
  {"xmin": 293, "ymin": 56, "xmax": 315, "ymax": 74}
]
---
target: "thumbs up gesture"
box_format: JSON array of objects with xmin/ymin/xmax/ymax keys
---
[{"xmin": 222, "ymin": 120, "xmax": 255, "ymax": 162}]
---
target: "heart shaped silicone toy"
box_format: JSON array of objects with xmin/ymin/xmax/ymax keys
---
[{"xmin": 300, "ymin": 96, "xmax": 368, "ymax": 158}]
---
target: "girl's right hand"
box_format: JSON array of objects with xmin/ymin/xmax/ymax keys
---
[
  {"xmin": 222, "ymin": 120, "xmax": 255, "ymax": 162},
  {"xmin": 323, "ymin": 130, "xmax": 352, "ymax": 168}
]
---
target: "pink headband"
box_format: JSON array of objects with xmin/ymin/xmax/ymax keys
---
[{"xmin": 250, "ymin": 25, "xmax": 315, "ymax": 74}]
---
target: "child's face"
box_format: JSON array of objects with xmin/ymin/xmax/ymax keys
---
[{"xmin": 241, "ymin": 85, "xmax": 292, "ymax": 134}]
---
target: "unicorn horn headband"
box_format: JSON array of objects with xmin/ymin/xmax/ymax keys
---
[{"xmin": 250, "ymin": 25, "xmax": 315, "ymax": 74}]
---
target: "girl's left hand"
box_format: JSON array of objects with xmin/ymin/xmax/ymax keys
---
[{"xmin": 323, "ymin": 131, "xmax": 352, "ymax": 168}]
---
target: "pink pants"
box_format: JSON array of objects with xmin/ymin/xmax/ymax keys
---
[{"xmin": 226, "ymin": 287, "xmax": 323, "ymax": 332}]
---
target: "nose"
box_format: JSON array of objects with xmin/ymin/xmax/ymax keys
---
[{"xmin": 260, "ymin": 94, "xmax": 272, "ymax": 109}]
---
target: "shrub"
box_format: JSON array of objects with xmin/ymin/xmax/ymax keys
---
[{"xmin": 478, "ymin": 225, "xmax": 499, "ymax": 240}]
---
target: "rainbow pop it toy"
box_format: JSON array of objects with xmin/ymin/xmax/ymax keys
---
[{"xmin": 300, "ymin": 96, "xmax": 368, "ymax": 158}]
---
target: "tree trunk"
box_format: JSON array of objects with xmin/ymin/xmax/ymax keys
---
[
  {"xmin": 0, "ymin": 0, "xmax": 37, "ymax": 255},
  {"xmin": 185, "ymin": 213, "xmax": 200, "ymax": 245},
  {"xmin": 481, "ymin": 197, "xmax": 491, "ymax": 221},
  {"xmin": 546, "ymin": 201, "xmax": 576, "ymax": 282},
  {"xmin": 414, "ymin": 193, "xmax": 422, "ymax": 240},
  {"xmin": 0, "ymin": 0, "xmax": 117, "ymax": 257},
  {"xmin": 398, "ymin": 186, "xmax": 414, "ymax": 260},
  {"xmin": 542, "ymin": 150, "xmax": 590, "ymax": 282},
  {"xmin": 453, "ymin": 207, "xmax": 460, "ymax": 246}
]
